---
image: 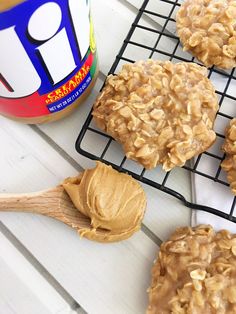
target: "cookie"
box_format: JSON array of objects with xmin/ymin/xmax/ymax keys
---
[
  {"xmin": 176, "ymin": 0, "xmax": 236, "ymax": 69},
  {"xmin": 93, "ymin": 60, "xmax": 218, "ymax": 171},
  {"xmin": 221, "ymin": 118, "xmax": 236, "ymax": 194},
  {"xmin": 147, "ymin": 225, "xmax": 236, "ymax": 314}
]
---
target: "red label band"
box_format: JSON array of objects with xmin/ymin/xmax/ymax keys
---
[{"xmin": 0, "ymin": 52, "xmax": 94, "ymax": 118}]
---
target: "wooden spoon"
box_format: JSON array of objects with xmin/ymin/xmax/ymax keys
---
[{"xmin": 0, "ymin": 186, "xmax": 119, "ymax": 242}]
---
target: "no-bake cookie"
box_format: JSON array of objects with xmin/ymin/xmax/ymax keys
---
[
  {"xmin": 221, "ymin": 118, "xmax": 236, "ymax": 194},
  {"xmin": 93, "ymin": 60, "xmax": 218, "ymax": 171},
  {"xmin": 62, "ymin": 161, "xmax": 146, "ymax": 242},
  {"xmin": 147, "ymin": 225, "xmax": 236, "ymax": 314},
  {"xmin": 176, "ymin": 0, "xmax": 236, "ymax": 69}
]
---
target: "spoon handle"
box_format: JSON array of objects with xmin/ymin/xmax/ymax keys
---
[{"xmin": 0, "ymin": 187, "xmax": 62, "ymax": 215}]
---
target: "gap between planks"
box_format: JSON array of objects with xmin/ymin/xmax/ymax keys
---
[
  {"xmin": 0, "ymin": 221, "xmax": 87, "ymax": 314},
  {"xmin": 30, "ymin": 125, "xmax": 84, "ymax": 174}
]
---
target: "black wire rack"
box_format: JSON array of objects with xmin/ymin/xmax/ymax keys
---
[{"xmin": 76, "ymin": 0, "xmax": 236, "ymax": 223}]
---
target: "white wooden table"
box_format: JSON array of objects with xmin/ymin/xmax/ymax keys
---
[{"xmin": 0, "ymin": 1, "xmax": 191, "ymax": 313}]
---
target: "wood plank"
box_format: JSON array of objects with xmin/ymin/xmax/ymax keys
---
[
  {"xmin": 0, "ymin": 231, "xmax": 71, "ymax": 314},
  {"xmin": 0, "ymin": 117, "xmax": 159, "ymax": 313},
  {"xmin": 1, "ymin": 219, "xmax": 157, "ymax": 314},
  {"xmin": 92, "ymin": 0, "xmax": 137, "ymax": 75},
  {"xmin": 0, "ymin": 117, "xmax": 77, "ymax": 193}
]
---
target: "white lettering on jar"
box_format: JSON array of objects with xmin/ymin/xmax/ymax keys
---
[
  {"xmin": 0, "ymin": 27, "xmax": 41, "ymax": 98},
  {"xmin": 0, "ymin": 0, "xmax": 91, "ymax": 98},
  {"xmin": 28, "ymin": 2, "xmax": 76, "ymax": 84},
  {"xmin": 28, "ymin": 2, "xmax": 62, "ymax": 40},
  {"xmin": 69, "ymin": 0, "xmax": 90, "ymax": 60}
]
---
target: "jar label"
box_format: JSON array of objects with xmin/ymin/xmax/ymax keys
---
[{"xmin": 0, "ymin": 0, "xmax": 97, "ymax": 118}]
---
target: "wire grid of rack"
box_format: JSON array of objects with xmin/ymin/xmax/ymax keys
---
[{"xmin": 76, "ymin": 0, "xmax": 236, "ymax": 222}]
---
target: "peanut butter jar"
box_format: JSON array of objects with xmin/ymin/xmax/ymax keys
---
[{"xmin": 0, "ymin": 0, "xmax": 98, "ymax": 124}]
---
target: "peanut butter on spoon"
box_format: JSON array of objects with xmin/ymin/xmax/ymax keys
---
[{"xmin": 62, "ymin": 162, "xmax": 147, "ymax": 242}]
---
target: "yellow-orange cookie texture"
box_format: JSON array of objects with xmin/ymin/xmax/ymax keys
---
[
  {"xmin": 176, "ymin": 0, "xmax": 236, "ymax": 69},
  {"xmin": 221, "ymin": 118, "xmax": 236, "ymax": 194},
  {"xmin": 147, "ymin": 225, "xmax": 236, "ymax": 314},
  {"xmin": 62, "ymin": 161, "xmax": 146, "ymax": 242},
  {"xmin": 93, "ymin": 60, "xmax": 218, "ymax": 171}
]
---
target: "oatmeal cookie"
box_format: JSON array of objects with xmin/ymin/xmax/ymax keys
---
[
  {"xmin": 93, "ymin": 60, "xmax": 218, "ymax": 171},
  {"xmin": 147, "ymin": 225, "xmax": 236, "ymax": 314},
  {"xmin": 221, "ymin": 118, "xmax": 236, "ymax": 194},
  {"xmin": 176, "ymin": 0, "xmax": 236, "ymax": 69}
]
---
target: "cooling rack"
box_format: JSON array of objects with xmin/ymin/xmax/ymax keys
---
[{"xmin": 76, "ymin": 0, "xmax": 236, "ymax": 222}]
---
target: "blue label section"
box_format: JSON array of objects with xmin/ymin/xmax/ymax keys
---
[
  {"xmin": 0, "ymin": 0, "xmax": 90, "ymax": 94},
  {"xmin": 47, "ymin": 73, "xmax": 92, "ymax": 113}
]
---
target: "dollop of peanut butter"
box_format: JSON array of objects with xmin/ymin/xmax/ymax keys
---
[{"xmin": 62, "ymin": 162, "xmax": 146, "ymax": 242}]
